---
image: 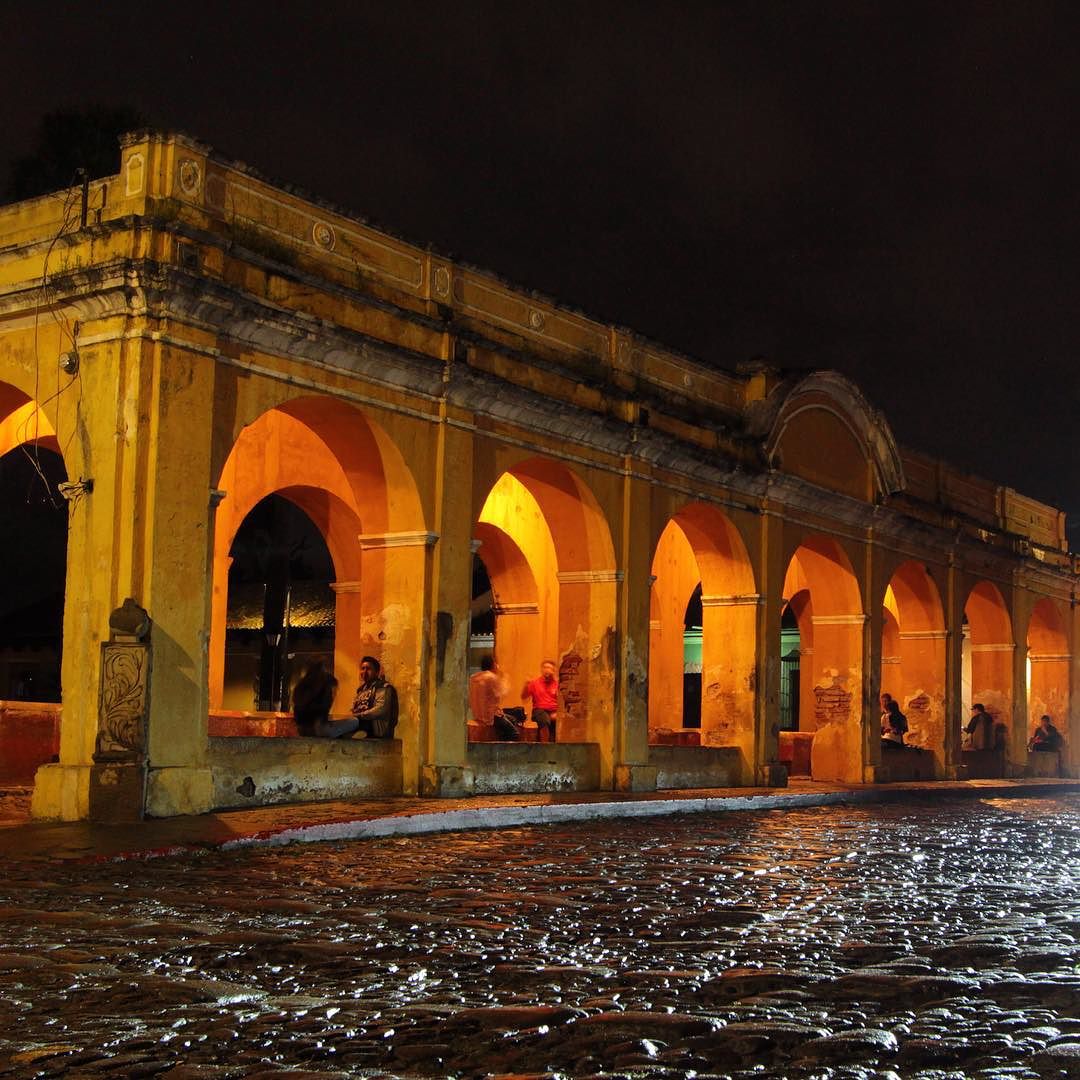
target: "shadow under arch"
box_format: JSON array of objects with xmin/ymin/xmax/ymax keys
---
[
  {"xmin": 782, "ymin": 535, "xmax": 864, "ymax": 783},
  {"xmin": 881, "ymin": 560, "xmax": 946, "ymax": 772},
  {"xmin": 210, "ymin": 397, "xmax": 426, "ymax": 712},
  {"xmin": 473, "ymin": 456, "xmax": 617, "ymax": 776},
  {"xmin": 648, "ymin": 502, "xmax": 757, "ymax": 773},
  {"xmin": 1027, "ymin": 597, "xmax": 1069, "ymax": 749}
]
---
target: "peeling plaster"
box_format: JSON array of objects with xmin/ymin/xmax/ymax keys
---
[{"xmin": 362, "ymin": 603, "xmax": 412, "ymax": 647}]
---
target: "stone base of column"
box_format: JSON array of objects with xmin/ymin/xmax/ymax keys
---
[
  {"xmin": 146, "ymin": 766, "xmax": 214, "ymax": 817},
  {"xmin": 613, "ymin": 764, "xmax": 657, "ymax": 792},
  {"xmin": 30, "ymin": 763, "xmax": 91, "ymax": 821},
  {"xmin": 89, "ymin": 760, "xmax": 148, "ymax": 823},
  {"xmin": 945, "ymin": 763, "xmax": 969, "ymax": 780},
  {"xmin": 863, "ymin": 764, "xmax": 890, "ymax": 784},
  {"xmin": 756, "ymin": 762, "xmax": 788, "ymax": 788},
  {"xmin": 421, "ymin": 764, "xmax": 475, "ymax": 798}
]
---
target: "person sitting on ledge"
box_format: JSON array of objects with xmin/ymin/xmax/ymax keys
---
[
  {"xmin": 350, "ymin": 655, "xmax": 399, "ymax": 739},
  {"xmin": 292, "ymin": 660, "xmax": 345, "ymax": 738},
  {"xmin": 522, "ymin": 659, "xmax": 559, "ymax": 742},
  {"xmin": 881, "ymin": 698, "xmax": 908, "ymax": 750},
  {"xmin": 1028, "ymin": 714, "xmax": 1063, "ymax": 754},
  {"xmin": 470, "ymin": 655, "xmax": 520, "ymax": 739}
]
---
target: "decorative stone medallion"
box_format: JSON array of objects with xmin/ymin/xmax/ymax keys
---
[
  {"xmin": 528, "ymin": 308, "xmax": 546, "ymax": 331},
  {"xmin": 311, "ymin": 221, "xmax": 336, "ymax": 251},
  {"xmin": 177, "ymin": 158, "xmax": 202, "ymax": 197},
  {"xmin": 432, "ymin": 265, "xmax": 451, "ymax": 297}
]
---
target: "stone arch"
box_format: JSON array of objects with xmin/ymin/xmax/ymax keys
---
[
  {"xmin": 472, "ymin": 516, "xmax": 545, "ymax": 698},
  {"xmin": 221, "ymin": 487, "xmax": 362, "ymax": 711},
  {"xmin": 881, "ymin": 561, "xmax": 946, "ymax": 770},
  {"xmin": 0, "ymin": 381, "xmax": 70, "ymax": 782},
  {"xmin": 1026, "ymin": 597, "xmax": 1069, "ymax": 746},
  {"xmin": 0, "ymin": 391, "xmax": 60, "ymax": 459},
  {"xmin": 210, "ymin": 397, "xmax": 426, "ymax": 712},
  {"xmin": 648, "ymin": 502, "xmax": 757, "ymax": 768},
  {"xmin": 473, "ymin": 457, "xmax": 617, "ymax": 773},
  {"xmin": 963, "ymin": 580, "xmax": 1014, "ymax": 756},
  {"xmin": 762, "ymin": 371, "xmax": 905, "ymax": 502},
  {"xmin": 782, "ymin": 534, "xmax": 864, "ymax": 782}
]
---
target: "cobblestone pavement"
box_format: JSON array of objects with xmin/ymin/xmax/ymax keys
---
[{"xmin": 3, "ymin": 795, "xmax": 1080, "ymax": 1078}]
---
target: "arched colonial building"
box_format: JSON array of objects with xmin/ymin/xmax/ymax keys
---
[{"xmin": 0, "ymin": 133, "xmax": 1074, "ymax": 820}]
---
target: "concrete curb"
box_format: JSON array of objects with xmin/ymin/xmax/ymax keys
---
[{"xmin": 215, "ymin": 780, "xmax": 1080, "ymax": 855}]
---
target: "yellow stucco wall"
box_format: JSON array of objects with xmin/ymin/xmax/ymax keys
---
[{"xmin": 0, "ymin": 132, "xmax": 1073, "ymax": 819}]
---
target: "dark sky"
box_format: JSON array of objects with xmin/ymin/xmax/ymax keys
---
[{"xmin": 6, "ymin": 3, "xmax": 1080, "ymax": 540}]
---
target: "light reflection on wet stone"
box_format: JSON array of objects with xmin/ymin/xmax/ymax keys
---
[{"xmin": 2, "ymin": 796, "xmax": 1080, "ymax": 1077}]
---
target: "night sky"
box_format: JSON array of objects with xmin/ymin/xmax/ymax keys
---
[{"xmin": 5, "ymin": 3, "xmax": 1079, "ymax": 541}]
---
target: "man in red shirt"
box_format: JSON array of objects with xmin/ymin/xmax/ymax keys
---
[{"xmin": 521, "ymin": 659, "xmax": 559, "ymax": 742}]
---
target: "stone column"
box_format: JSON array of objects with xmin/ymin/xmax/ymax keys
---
[
  {"xmin": 613, "ymin": 469, "xmax": 655, "ymax": 792},
  {"xmin": 943, "ymin": 560, "xmax": 965, "ymax": 777},
  {"xmin": 757, "ymin": 507, "xmax": 787, "ymax": 786},
  {"xmin": 422, "ymin": 419, "xmax": 475, "ymax": 796},
  {"xmin": 808, "ymin": 614, "xmax": 868, "ymax": 784},
  {"xmin": 558, "ymin": 570, "xmax": 620, "ymax": 787},
  {"xmin": 358, "ymin": 531, "xmax": 437, "ymax": 795},
  {"xmin": 898, "ymin": 629, "xmax": 948, "ymax": 774},
  {"xmin": 330, "ymin": 581, "xmax": 363, "ymax": 705},
  {"xmin": 701, "ymin": 593, "xmax": 761, "ymax": 785}
]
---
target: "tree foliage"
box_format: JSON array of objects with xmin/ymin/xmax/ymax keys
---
[{"xmin": 7, "ymin": 106, "xmax": 147, "ymax": 201}]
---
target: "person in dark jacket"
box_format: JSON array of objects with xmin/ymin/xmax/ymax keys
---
[
  {"xmin": 350, "ymin": 655, "xmax": 399, "ymax": 739},
  {"xmin": 1029, "ymin": 714, "xmax": 1063, "ymax": 753},
  {"xmin": 965, "ymin": 702, "xmax": 994, "ymax": 750}
]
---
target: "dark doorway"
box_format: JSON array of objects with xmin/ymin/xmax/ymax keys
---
[
  {"xmin": 0, "ymin": 447, "xmax": 67, "ymax": 702},
  {"xmin": 226, "ymin": 494, "xmax": 335, "ymax": 711}
]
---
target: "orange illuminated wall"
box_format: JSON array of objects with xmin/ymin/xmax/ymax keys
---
[
  {"xmin": 783, "ymin": 536, "xmax": 864, "ymax": 782},
  {"xmin": 1028, "ymin": 597, "xmax": 1069, "ymax": 748}
]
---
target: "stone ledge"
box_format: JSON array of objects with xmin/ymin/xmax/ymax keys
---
[
  {"xmin": 467, "ymin": 742, "xmax": 601, "ymax": 795},
  {"xmin": 649, "ymin": 745, "xmax": 743, "ymax": 791},
  {"xmin": 208, "ymin": 736, "xmax": 403, "ymax": 809}
]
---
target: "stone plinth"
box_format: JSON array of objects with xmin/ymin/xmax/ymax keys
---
[
  {"xmin": 649, "ymin": 745, "xmax": 743, "ymax": 790},
  {"xmin": 467, "ymin": 743, "xmax": 601, "ymax": 794},
  {"xmin": 209, "ymin": 736, "xmax": 403, "ymax": 809}
]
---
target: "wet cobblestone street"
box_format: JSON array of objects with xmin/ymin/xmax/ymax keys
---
[{"xmin": 4, "ymin": 796, "xmax": 1080, "ymax": 1078}]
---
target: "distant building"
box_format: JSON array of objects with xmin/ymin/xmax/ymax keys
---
[{"xmin": 0, "ymin": 133, "xmax": 1072, "ymax": 820}]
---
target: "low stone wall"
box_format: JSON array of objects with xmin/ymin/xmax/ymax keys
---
[
  {"xmin": 0, "ymin": 700, "xmax": 61, "ymax": 784},
  {"xmin": 208, "ymin": 710, "xmax": 300, "ymax": 737},
  {"xmin": 467, "ymin": 743, "xmax": 601, "ymax": 794},
  {"xmin": 880, "ymin": 747, "xmax": 937, "ymax": 782},
  {"xmin": 1027, "ymin": 750, "xmax": 1062, "ymax": 778},
  {"xmin": 208, "ymin": 736, "xmax": 403, "ymax": 809},
  {"xmin": 649, "ymin": 745, "xmax": 743, "ymax": 790},
  {"xmin": 962, "ymin": 748, "xmax": 1007, "ymax": 779}
]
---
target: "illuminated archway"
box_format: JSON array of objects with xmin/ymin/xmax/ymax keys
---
[
  {"xmin": 0, "ymin": 383, "xmax": 68, "ymax": 784},
  {"xmin": 221, "ymin": 491, "xmax": 346, "ymax": 712},
  {"xmin": 1027, "ymin": 598, "xmax": 1069, "ymax": 750},
  {"xmin": 474, "ymin": 458, "xmax": 616, "ymax": 763},
  {"xmin": 880, "ymin": 561, "xmax": 946, "ymax": 772},
  {"xmin": 649, "ymin": 503, "xmax": 757, "ymax": 765},
  {"xmin": 963, "ymin": 580, "xmax": 1013, "ymax": 763},
  {"xmin": 782, "ymin": 535, "xmax": 864, "ymax": 782},
  {"xmin": 210, "ymin": 397, "xmax": 425, "ymax": 714},
  {"xmin": 0, "ymin": 384, "xmax": 67, "ymax": 700}
]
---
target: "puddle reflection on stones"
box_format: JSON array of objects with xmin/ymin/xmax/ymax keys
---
[{"xmin": 2, "ymin": 796, "xmax": 1080, "ymax": 1077}]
